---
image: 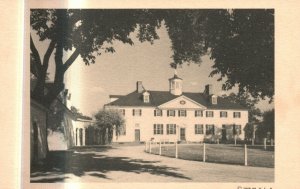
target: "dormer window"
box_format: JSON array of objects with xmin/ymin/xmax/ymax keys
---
[
  {"xmin": 143, "ymin": 91, "xmax": 150, "ymax": 103},
  {"xmin": 211, "ymin": 95, "xmax": 217, "ymax": 105}
]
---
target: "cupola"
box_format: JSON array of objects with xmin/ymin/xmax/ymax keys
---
[{"xmin": 169, "ymin": 73, "xmax": 183, "ymax": 96}]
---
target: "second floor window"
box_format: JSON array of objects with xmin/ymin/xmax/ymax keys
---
[
  {"xmin": 118, "ymin": 109, "xmax": 125, "ymax": 116},
  {"xmin": 195, "ymin": 110, "xmax": 203, "ymax": 117},
  {"xmin": 195, "ymin": 124, "xmax": 204, "ymax": 134},
  {"xmin": 167, "ymin": 124, "xmax": 176, "ymax": 135},
  {"xmin": 167, "ymin": 110, "xmax": 176, "ymax": 117},
  {"xmin": 220, "ymin": 111, "xmax": 227, "ymax": 118},
  {"xmin": 154, "ymin": 124, "xmax": 163, "ymax": 135},
  {"xmin": 132, "ymin": 109, "xmax": 142, "ymax": 116},
  {"xmin": 154, "ymin": 109, "xmax": 162, "ymax": 116},
  {"xmin": 233, "ymin": 112, "xmax": 241, "ymax": 118},
  {"xmin": 178, "ymin": 110, "xmax": 187, "ymax": 117},
  {"xmin": 206, "ymin": 111, "xmax": 214, "ymax": 117}
]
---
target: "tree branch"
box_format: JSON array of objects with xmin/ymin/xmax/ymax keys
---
[
  {"xmin": 63, "ymin": 48, "xmax": 80, "ymax": 72},
  {"xmin": 30, "ymin": 34, "xmax": 42, "ymax": 71},
  {"xmin": 42, "ymin": 39, "xmax": 56, "ymax": 71}
]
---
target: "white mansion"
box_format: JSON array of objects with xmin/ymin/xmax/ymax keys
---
[{"xmin": 104, "ymin": 74, "xmax": 248, "ymax": 143}]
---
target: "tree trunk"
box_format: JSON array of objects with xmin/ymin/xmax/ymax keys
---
[{"xmin": 32, "ymin": 69, "xmax": 47, "ymax": 102}]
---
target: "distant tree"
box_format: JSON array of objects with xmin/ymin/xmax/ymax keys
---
[
  {"xmin": 70, "ymin": 106, "xmax": 92, "ymax": 120},
  {"xmin": 257, "ymin": 109, "xmax": 274, "ymax": 140},
  {"xmin": 31, "ymin": 9, "xmax": 274, "ymax": 107},
  {"xmin": 94, "ymin": 109, "xmax": 125, "ymax": 144},
  {"xmin": 222, "ymin": 92, "xmax": 263, "ymax": 141},
  {"xmin": 223, "ymin": 92, "xmax": 262, "ymax": 122}
]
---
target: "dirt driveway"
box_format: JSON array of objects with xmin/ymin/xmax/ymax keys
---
[{"xmin": 31, "ymin": 145, "xmax": 274, "ymax": 183}]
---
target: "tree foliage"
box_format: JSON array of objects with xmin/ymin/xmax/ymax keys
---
[
  {"xmin": 223, "ymin": 92, "xmax": 262, "ymax": 123},
  {"xmin": 257, "ymin": 109, "xmax": 274, "ymax": 139},
  {"xmin": 70, "ymin": 106, "xmax": 92, "ymax": 120},
  {"xmin": 30, "ymin": 9, "xmax": 274, "ymax": 107},
  {"xmin": 206, "ymin": 10, "xmax": 274, "ymax": 100},
  {"xmin": 30, "ymin": 9, "xmax": 163, "ymax": 106},
  {"xmin": 93, "ymin": 109, "xmax": 125, "ymax": 143}
]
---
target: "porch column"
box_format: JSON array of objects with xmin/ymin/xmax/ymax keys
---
[
  {"xmin": 83, "ymin": 128, "xmax": 86, "ymax": 146},
  {"xmin": 75, "ymin": 128, "xmax": 78, "ymax": 146},
  {"xmin": 177, "ymin": 125, "xmax": 180, "ymax": 142}
]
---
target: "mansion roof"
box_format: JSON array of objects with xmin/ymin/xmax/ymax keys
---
[{"xmin": 105, "ymin": 90, "xmax": 247, "ymax": 110}]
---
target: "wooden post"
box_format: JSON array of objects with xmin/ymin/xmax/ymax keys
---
[
  {"xmin": 234, "ymin": 135, "xmax": 237, "ymax": 146},
  {"xmin": 159, "ymin": 141, "xmax": 162, "ymax": 156},
  {"xmin": 175, "ymin": 141, "xmax": 178, "ymax": 158},
  {"xmin": 149, "ymin": 141, "xmax": 152, "ymax": 154},
  {"xmin": 252, "ymin": 125, "xmax": 256, "ymax": 146},
  {"xmin": 244, "ymin": 144, "xmax": 248, "ymax": 166},
  {"xmin": 264, "ymin": 138, "xmax": 267, "ymax": 150},
  {"xmin": 203, "ymin": 143, "xmax": 206, "ymax": 162},
  {"xmin": 145, "ymin": 141, "xmax": 147, "ymax": 152}
]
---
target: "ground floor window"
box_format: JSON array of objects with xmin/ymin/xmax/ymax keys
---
[
  {"xmin": 119, "ymin": 124, "xmax": 126, "ymax": 135},
  {"xmin": 195, "ymin": 124, "xmax": 204, "ymax": 134},
  {"xmin": 154, "ymin": 124, "xmax": 163, "ymax": 135},
  {"xmin": 205, "ymin": 124, "xmax": 215, "ymax": 135},
  {"xmin": 167, "ymin": 124, "xmax": 176, "ymax": 135},
  {"xmin": 233, "ymin": 125, "xmax": 242, "ymax": 135}
]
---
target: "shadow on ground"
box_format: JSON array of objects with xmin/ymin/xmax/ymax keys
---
[{"xmin": 31, "ymin": 146, "xmax": 191, "ymax": 183}]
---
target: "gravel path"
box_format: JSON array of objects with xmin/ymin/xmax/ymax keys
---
[{"xmin": 31, "ymin": 145, "xmax": 274, "ymax": 183}]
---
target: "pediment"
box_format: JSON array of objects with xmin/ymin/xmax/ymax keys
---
[{"xmin": 158, "ymin": 95, "xmax": 206, "ymax": 109}]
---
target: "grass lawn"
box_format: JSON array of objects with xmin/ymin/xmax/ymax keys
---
[{"xmin": 150, "ymin": 144, "xmax": 274, "ymax": 168}]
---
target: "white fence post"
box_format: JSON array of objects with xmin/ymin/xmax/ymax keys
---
[
  {"xmin": 203, "ymin": 143, "xmax": 206, "ymax": 162},
  {"xmin": 175, "ymin": 141, "xmax": 178, "ymax": 158},
  {"xmin": 234, "ymin": 135, "xmax": 237, "ymax": 146},
  {"xmin": 149, "ymin": 141, "xmax": 152, "ymax": 154},
  {"xmin": 244, "ymin": 144, "xmax": 248, "ymax": 166},
  {"xmin": 264, "ymin": 138, "xmax": 267, "ymax": 150},
  {"xmin": 159, "ymin": 141, "xmax": 162, "ymax": 156}
]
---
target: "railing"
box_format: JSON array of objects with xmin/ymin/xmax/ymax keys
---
[{"xmin": 144, "ymin": 141, "xmax": 274, "ymax": 168}]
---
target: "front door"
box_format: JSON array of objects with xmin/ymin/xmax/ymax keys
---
[
  {"xmin": 180, "ymin": 128, "xmax": 186, "ymax": 141},
  {"xmin": 135, "ymin": 129, "xmax": 140, "ymax": 142}
]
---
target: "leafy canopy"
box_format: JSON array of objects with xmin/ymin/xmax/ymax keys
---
[
  {"xmin": 31, "ymin": 9, "xmax": 274, "ymax": 102},
  {"xmin": 94, "ymin": 109, "xmax": 124, "ymax": 129}
]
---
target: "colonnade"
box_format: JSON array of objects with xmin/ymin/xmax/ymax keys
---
[{"xmin": 75, "ymin": 128, "xmax": 86, "ymax": 146}]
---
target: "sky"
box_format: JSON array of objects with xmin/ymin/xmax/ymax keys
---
[{"xmin": 32, "ymin": 24, "xmax": 274, "ymax": 116}]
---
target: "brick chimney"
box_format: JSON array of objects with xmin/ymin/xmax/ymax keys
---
[
  {"xmin": 204, "ymin": 84, "xmax": 213, "ymax": 96},
  {"xmin": 136, "ymin": 81, "xmax": 143, "ymax": 93}
]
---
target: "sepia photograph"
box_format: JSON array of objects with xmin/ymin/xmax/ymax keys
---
[{"xmin": 29, "ymin": 8, "xmax": 274, "ymax": 184}]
